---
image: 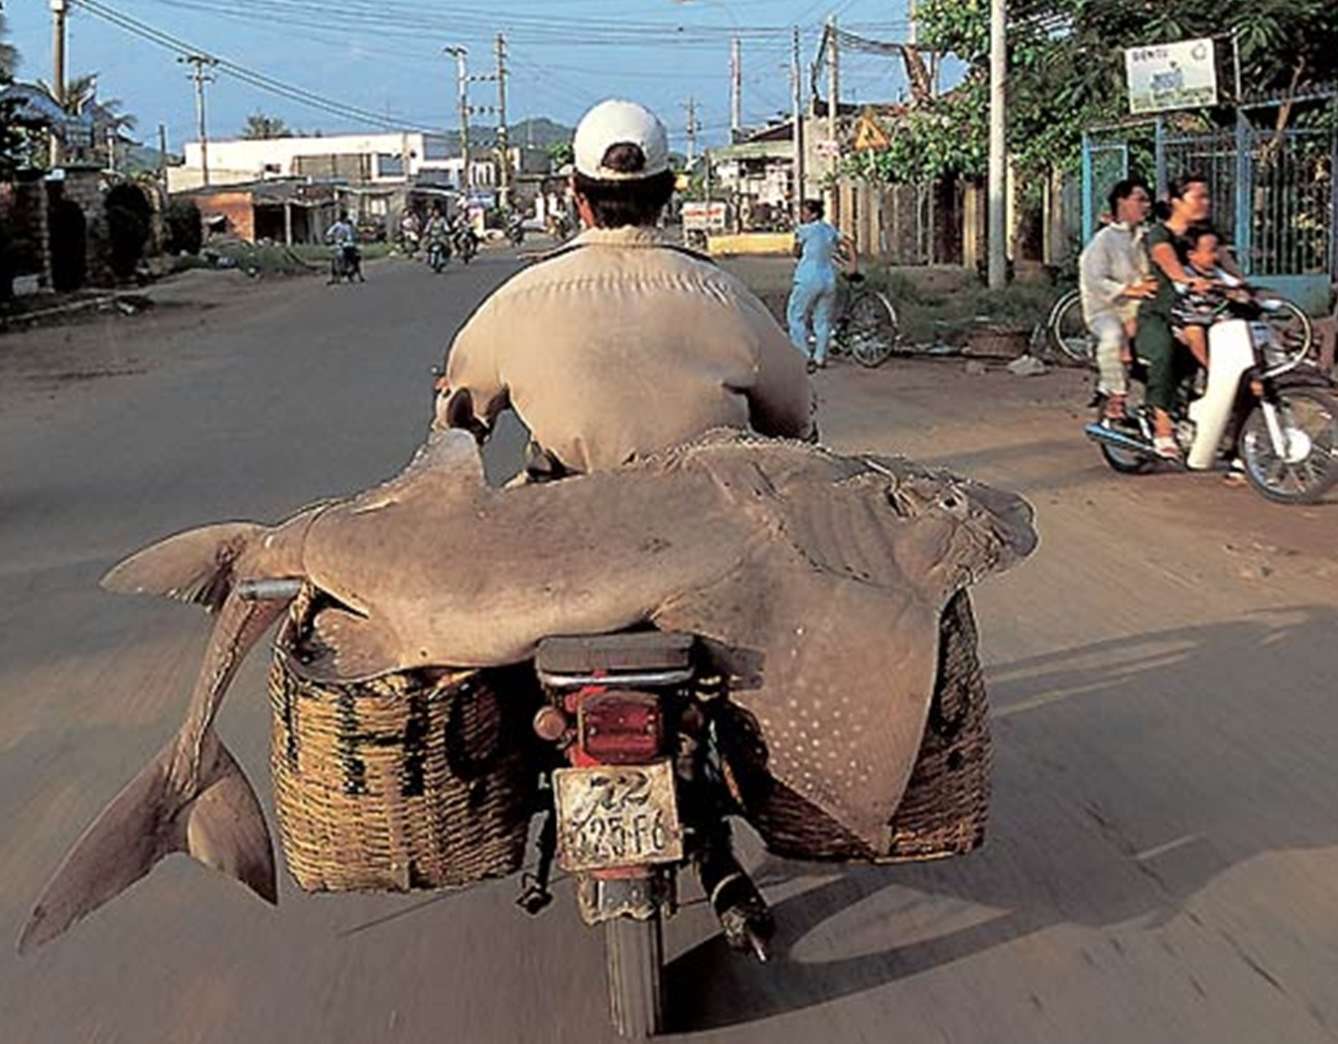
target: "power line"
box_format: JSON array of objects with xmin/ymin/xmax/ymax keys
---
[{"xmin": 75, "ymin": 0, "xmax": 443, "ymax": 130}]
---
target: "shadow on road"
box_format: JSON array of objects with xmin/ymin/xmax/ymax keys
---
[{"xmin": 666, "ymin": 605, "xmax": 1338, "ymax": 1032}]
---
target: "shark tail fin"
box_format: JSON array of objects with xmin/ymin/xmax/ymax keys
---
[
  {"xmin": 17, "ymin": 729, "xmax": 276, "ymax": 955},
  {"xmin": 101, "ymin": 523, "xmax": 265, "ymax": 611}
]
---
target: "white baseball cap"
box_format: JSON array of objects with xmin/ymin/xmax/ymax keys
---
[{"xmin": 573, "ymin": 99, "xmax": 671, "ymax": 182}]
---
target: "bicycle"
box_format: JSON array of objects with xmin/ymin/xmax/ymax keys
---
[
  {"xmin": 1042, "ymin": 286, "xmax": 1314, "ymax": 367},
  {"xmin": 829, "ymin": 272, "xmax": 900, "ymax": 368}
]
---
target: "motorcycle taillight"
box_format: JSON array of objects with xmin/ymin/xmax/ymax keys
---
[{"xmin": 579, "ymin": 691, "xmax": 663, "ymax": 764}]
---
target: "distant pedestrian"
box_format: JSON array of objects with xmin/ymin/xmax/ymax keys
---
[{"xmin": 786, "ymin": 199, "xmax": 854, "ymax": 372}]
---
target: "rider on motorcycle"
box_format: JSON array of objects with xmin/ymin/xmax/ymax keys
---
[
  {"xmin": 424, "ymin": 205, "xmax": 451, "ymax": 260},
  {"xmin": 435, "ymin": 98, "xmax": 813, "ymax": 480},
  {"xmin": 1134, "ymin": 175, "xmax": 1215, "ymax": 458},
  {"xmin": 399, "ymin": 208, "xmax": 422, "ymax": 255},
  {"xmin": 436, "ymin": 99, "xmax": 812, "ymax": 941},
  {"xmin": 1079, "ymin": 178, "xmax": 1155, "ymax": 422}
]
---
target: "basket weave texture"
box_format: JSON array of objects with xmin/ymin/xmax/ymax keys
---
[
  {"xmin": 268, "ymin": 588, "xmax": 539, "ymax": 893},
  {"xmin": 721, "ymin": 590, "xmax": 991, "ymax": 862}
]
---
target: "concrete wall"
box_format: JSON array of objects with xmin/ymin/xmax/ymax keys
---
[
  {"xmin": 183, "ymin": 132, "xmax": 449, "ymax": 179},
  {"xmin": 190, "ymin": 191, "xmax": 257, "ymax": 241}
]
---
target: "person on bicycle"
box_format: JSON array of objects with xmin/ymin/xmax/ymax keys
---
[
  {"xmin": 786, "ymin": 199, "xmax": 855, "ymax": 373},
  {"xmin": 1079, "ymin": 178, "xmax": 1155, "ymax": 422},
  {"xmin": 435, "ymin": 98, "xmax": 813, "ymax": 480}
]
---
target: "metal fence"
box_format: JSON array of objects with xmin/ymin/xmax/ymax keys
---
[{"xmin": 1082, "ymin": 117, "xmax": 1336, "ymax": 278}]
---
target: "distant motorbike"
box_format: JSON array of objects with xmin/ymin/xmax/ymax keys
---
[
  {"xmin": 1084, "ymin": 291, "xmax": 1338, "ymax": 503},
  {"xmin": 507, "ymin": 217, "xmax": 526, "ymax": 246},
  {"xmin": 426, "ymin": 237, "xmax": 450, "ymax": 274},
  {"xmin": 454, "ymin": 225, "xmax": 480, "ymax": 264},
  {"xmin": 329, "ymin": 243, "xmax": 364, "ymax": 284}
]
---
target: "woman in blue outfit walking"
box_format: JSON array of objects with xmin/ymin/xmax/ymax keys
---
[{"xmin": 786, "ymin": 198, "xmax": 855, "ymax": 373}]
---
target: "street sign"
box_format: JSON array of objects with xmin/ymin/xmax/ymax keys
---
[
  {"xmin": 1124, "ymin": 38, "xmax": 1218, "ymax": 115},
  {"xmin": 681, "ymin": 201, "xmax": 727, "ymax": 232},
  {"xmin": 853, "ymin": 110, "xmax": 890, "ymax": 152}
]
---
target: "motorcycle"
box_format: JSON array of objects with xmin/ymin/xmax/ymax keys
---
[
  {"xmin": 526, "ymin": 631, "xmax": 772, "ymax": 1039},
  {"xmin": 425, "ymin": 236, "xmax": 451, "ymax": 274},
  {"xmin": 453, "ymin": 224, "xmax": 480, "ymax": 264},
  {"xmin": 507, "ymin": 217, "xmax": 526, "ymax": 246},
  {"xmin": 1084, "ymin": 292, "xmax": 1338, "ymax": 503},
  {"xmin": 328, "ymin": 243, "xmax": 364, "ymax": 284}
]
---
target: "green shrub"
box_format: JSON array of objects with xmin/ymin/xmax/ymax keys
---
[
  {"xmin": 104, "ymin": 183, "xmax": 153, "ymax": 279},
  {"xmin": 164, "ymin": 199, "xmax": 203, "ymax": 256}
]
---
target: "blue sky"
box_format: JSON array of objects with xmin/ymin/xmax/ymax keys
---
[{"xmin": 7, "ymin": 0, "xmax": 918, "ymax": 151}]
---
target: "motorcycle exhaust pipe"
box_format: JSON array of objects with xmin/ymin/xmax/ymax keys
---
[{"xmin": 1083, "ymin": 421, "xmax": 1153, "ymax": 458}]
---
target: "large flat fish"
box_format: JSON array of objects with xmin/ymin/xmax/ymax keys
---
[{"xmin": 20, "ymin": 429, "xmax": 1036, "ymax": 951}]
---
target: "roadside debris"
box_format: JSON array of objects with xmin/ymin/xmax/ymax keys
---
[{"xmin": 1006, "ymin": 355, "xmax": 1049, "ymax": 378}]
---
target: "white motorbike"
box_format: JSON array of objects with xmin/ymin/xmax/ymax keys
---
[{"xmin": 1084, "ymin": 293, "xmax": 1338, "ymax": 504}]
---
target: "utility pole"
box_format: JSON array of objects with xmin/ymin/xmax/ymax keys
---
[
  {"xmin": 50, "ymin": 0, "xmax": 68, "ymax": 167},
  {"xmin": 987, "ymin": 0, "xmax": 1007, "ymax": 289},
  {"xmin": 684, "ymin": 97, "xmax": 698, "ymax": 168},
  {"xmin": 158, "ymin": 123, "xmax": 169, "ymax": 192},
  {"xmin": 444, "ymin": 46, "xmax": 470, "ymax": 192},
  {"xmin": 791, "ymin": 25, "xmax": 804, "ymax": 224},
  {"xmin": 730, "ymin": 36, "xmax": 742, "ymax": 143},
  {"xmin": 179, "ymin": 54, "xmax": 217, "ymax": 187},
  {"xmin": 495, "ymin": 32, "xmax": 510, "ymax": 210},
  {"xmin": 827, "ymin": 15, "xmax": 840, "ymax": 222}
]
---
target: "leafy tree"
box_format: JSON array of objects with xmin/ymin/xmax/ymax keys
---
[
  {"xmin": 546, "ymin": 140, "xmax": 574, "ymax": 168},
  {"xmin": 850, "ymin": 0, "xmax": 1338, "ymax": 186},
  {"xmin": 242, "ymin": 112, "xmax": 292, "ymax": 140}
]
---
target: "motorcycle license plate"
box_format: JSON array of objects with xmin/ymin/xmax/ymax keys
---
[{"xmin": 553, "ymin": 761, "xmax": 684, "ymax": 873}]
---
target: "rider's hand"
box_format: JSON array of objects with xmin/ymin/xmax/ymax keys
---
[
  {"xmin": 1189, "ymin": 277, "xmax": 1213, "ymax": 295},
  {"xmin": 1125, "ymin": 280, "xmax": 1154, "ymax": 299}
]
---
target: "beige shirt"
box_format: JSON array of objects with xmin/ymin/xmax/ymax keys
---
[{"xmin": 442, "ymin": 225, "xmax": 813, "ymax": 474}]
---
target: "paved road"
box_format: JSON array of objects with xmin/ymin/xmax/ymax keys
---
[{"xmin": 2, "ymin": 255, "xmax": 1337, "ymax": 1043}]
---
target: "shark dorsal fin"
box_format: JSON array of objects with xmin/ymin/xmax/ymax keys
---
[{"xmin": 352, "ymin": 429, "xmax": 486, "ymax": 514}]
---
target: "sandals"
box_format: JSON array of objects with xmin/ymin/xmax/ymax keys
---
[{"xmin": 1153, "ymin": 435, "xmax": 1182, "ymax": 461}]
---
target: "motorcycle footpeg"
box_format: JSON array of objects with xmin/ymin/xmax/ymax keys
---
[
  {"xmin": 515, "ymin": 872, "xmax": 554, "ymax": 916},
  {"xmin": 711, "ymin": 872, "xmax": 775, "ymax": 960}
]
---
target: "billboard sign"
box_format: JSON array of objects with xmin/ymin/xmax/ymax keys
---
[
  {"xmin": 681, "ymin": 200, "xmax": 728, "ymax": 232},
  {"xmin": 1125, "ymin": 38, "xmax": 1218, "ymax": 115}
]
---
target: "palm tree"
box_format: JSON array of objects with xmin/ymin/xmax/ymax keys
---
[{"xmin": 39, "ymin": 72, "xmax": 137, "ymax": 132}]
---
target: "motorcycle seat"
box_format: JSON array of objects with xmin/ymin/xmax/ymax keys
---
[{"xmin": 536, "ymin": 632, "xmax": 694, "ymax": 674}]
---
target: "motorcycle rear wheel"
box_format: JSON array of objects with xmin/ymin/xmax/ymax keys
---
[
  {"xmin": 1238, "ymin": 388, "xmax": 1338, "ymax": 504},
  {"xmin": 606, "ymin": 914, "xmax": 664, "ymax": 1039}
]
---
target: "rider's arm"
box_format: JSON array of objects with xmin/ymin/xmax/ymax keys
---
[
  {"xmin": 1150, "ymin": 236, "xmax": 1209, "ymax": 293},
  {"xmin": 440, "ymin": 300, "xmax": 510, "ymax": 434}
]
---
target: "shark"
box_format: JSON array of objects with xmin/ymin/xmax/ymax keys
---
[{"xmin": 19, "ymin": 428, "xmax": 1037, "ymax": 953}]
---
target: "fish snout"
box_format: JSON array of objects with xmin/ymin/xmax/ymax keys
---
[{"xmin": 965, "ymin": 483, "xmax": 1039, "ymax": 563}]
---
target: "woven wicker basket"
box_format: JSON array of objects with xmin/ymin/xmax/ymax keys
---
[
  {"xmin": 722, "ymin": 590, "xmax": 991, "ymax": 863},
  {"xmin": 268, "ymin": 589, "xmax": 539, "ymax": 893}
]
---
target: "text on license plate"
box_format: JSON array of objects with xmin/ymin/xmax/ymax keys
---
[{"xmin": 553, "ymin": 760, "xmax": 684, "ymax": 872}]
